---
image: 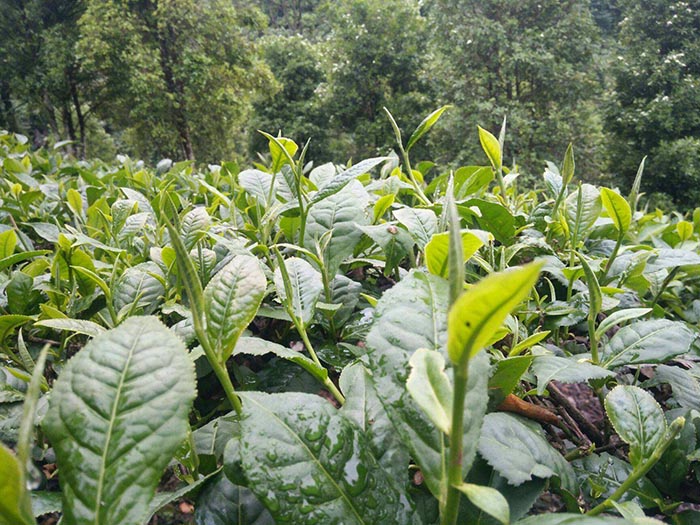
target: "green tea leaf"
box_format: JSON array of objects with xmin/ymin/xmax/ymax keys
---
[
  {"xmin": 448, "ymin": 262, "xmax": 542, "ymax": 364},
  {"xmin": 478, "ymin": 126, "xmax": 502, "ymax": 170},
  {"xmin": 425, "ymin": 230, "xmax": 487, "ymax": 279},
  {"xmin": 595, "ymin": 308, "xmax": 652, "ymax": 339},
  {"xmin": 407, "ymin": 348, "xmax": 453, "ymax": 435},
  {"xmin": 113, "ymin": 262, "xmax": 165, "ymax": 316},
  {"xmin": 0, "ymin": 442, "xmax": 34, "ymax": 525},
  {"xmin": 34, "ymin": 318, "xmax": 106, "ymax": 338},
  {"xmin": 601, "ymin": 188, "xmax": 632, "ymax": 234},
  {"xmin": 604, "ymin": 386, "xmax": 666, "ymax": 467},
  {"xmin": 561, "ymin": 143, "xmax": 575, "ymax": 186},
  {"xmin": 274, "ymin": 257, "xmax": 323, "ymax": 326},
  {"xmin": 602, "ymin": 320, "xmax": 695, "ymax": 369},
  {"xmin": 42, "ymin": 316, "xmax": 196, "ymax": 525},
  {"xmin": 194, "ymin": 472, "xmax": 273, "ymax": 525},
  {"xmin": 406, "ymin": 105, "xmax": 451, "ymax": 152},
  {"xmin": 0, "ymin": 229, "xmax": 17, "ymax": 260},
  {"xmin": 517, "ymin": 515, "xmax": 631, "ymax": 525},
  {"xmin": 479, "ymin": 412, "xmax": 576, "ymax": 491},
  {"xmin": 651, "ymin": 365, "xmax": 700, "ymax": 411},
  {"xmin": 235, "ymin": 391, "xmax": 416, "ymax": 524},
  {"xmin": 311, "ymin": 157, "xmax": 388, "ymax": 203},
  {"xmin": 393, "ymin": 207, "xmax": 437, "ymax": 250},
  {"xmin": 455, "ymin": 483, "xmax": 510, "ymax": 525},
  {"xmin": 532, "ymin": 356, "xmax": 614, "ymax": 395},
  {"xmin": 204, "ymin": 255, "xmax": 266, "ymax": 362}
]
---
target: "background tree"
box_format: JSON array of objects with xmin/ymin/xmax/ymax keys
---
[
  {"xmin": 78, "ymin": 0, "xmax": 275, "ymax": 162},
  {"xmin": 607, "ymin": 0, "xmax": 700, "ymax": 207},
  {"xmin": 424, "ymin": 0, "xmax": 605, "ymax": 180}
]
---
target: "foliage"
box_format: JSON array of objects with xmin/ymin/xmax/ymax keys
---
[{"xmin": 2, "ymin": 104, "xmax": 700, "ymax": 525}]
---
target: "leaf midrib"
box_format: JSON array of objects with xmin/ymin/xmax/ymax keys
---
[{"xmin": 93, "ymin": 323, "xmax": 143, "ymax": 524}]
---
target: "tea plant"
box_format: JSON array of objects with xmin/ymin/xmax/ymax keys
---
[{"xmin": 1, "ymin": 107, "xmax": 700, "ymax": 525}]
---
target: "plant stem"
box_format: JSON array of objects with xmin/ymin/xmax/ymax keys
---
[
  {"xmin": 399, "ymin": 146, "xmax": 431, "ymax": 206},
  {"xmin": 649, "ymin": 267, "xmax": 680, "ymax": 310},
  {"xmin": 588, "ymin": 314, "xmax": 599, "ymax": 364},
  {"xmin": 298, "ymin": 324, "xmax": 345, "ymax": 405},
  {"xmin": 601, "ymin": 232, "xmax": 623, "ymax": 282},
  {"xmin": 441, "ymin": 360, "xmax": 470, "ymax": 525},
  {"xmin": 587, "ymin": 417, "xmax": 685, "ymax": 516}
]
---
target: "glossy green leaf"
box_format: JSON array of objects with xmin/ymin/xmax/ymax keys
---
[
  {"xmin": 204, "ymin": 255, "xmax": 266, "ymax": 362},
  {"xmin": 113, "ymin": 262, "xmax": 165, "ymax": 316},
  {"xmin": 42, "ymin": 316, "xmax": 196, "ymax": 525},
  {"xmin": 595, "ymin": 308, "xmax": 652, "ymax": 339},
  {"xmin": 393, "ymin": 207, "xmax": 437, "ymax": 250},
  {"xmin": 0, "ymin": 229, "xmax": 17, "ymax": 260},
  {"xmin": 601, "ymin": 188, "xmax": 632, "ymax": 234},
  {"xmin": 407, "ymin": 348, "xmax": 453, "ymax": 435},
  {"xmin": 0, "ymin": 250, "xmax": 50, "ymax": 274},
  {"xmin": 274, "ymin": 257, "xmax": 323, "ymax": 326},
  {"xmin": 339, "ymin": 363, "xmax": 409, "ymax": 483},
  {"xmin": 462, "ymin": 199, "xmax": 516, "ymax": 244},
  {"xmin": 479, "ymin": 413, "xmax": 576, "ymax": 490},
  {"xmin": 234, "ymin": 336, "xmax": 328, "ymax": 382},
  {"xmin": 311, "ymin": 157, "xmax": 388, "ymax": 203},
  {"xmin": 425, "ymin": 230, "xmax": 487, "ymax": 278},
  {"xmin": 478, "ymin": 126, "xmax": 502, "ymax": 170},
  {"xmin": 235, "ymin": 391, "xmax": 416, "ymax": 524},
  {"xmin": 31, "ymin": 491, "xmax": 63, "ymax": 518},
  {"xmin": 561, "ymin": 143, "xmax": 575, "ymax": 186},
  {"xmin": 448, "ymin": 262, "xmax": 542, "ymax": 364},
  {"xmin": 0, "ymin": 442, "xmax": 34, "ymax": 525},
  {"xmin": 364, "ymin": 270, "xmax": 489, "ymax": 497},
  {"xmin": 195, "ymin": 472, "xmax": 273, "ymax": 525},
  {"xmin": 239, "ymin": 169, "xmax": 275, "ymax": 205},
  {"xmin": 455, "ymin": 483, "xmax": 510, "ymax": 525},
  {"xmin": 305, "ymin": 181, "xmax": 369, "ymax": 275},
  {"xmin": 577, "ymin": 253, "xmax": 602, "ymax": 320},
  {"xmin": 565, "ymin": 184, "xmax": 601, "ymax": 240},
  {"xmin": 34, "ymin": 318, "xmax": 105, "ymax": 338},
  {"xmin": 532, "ymin": 356, "xmax": 614, "ymax": 395},
  {"xmin": 604, "ymin": 386, "xmax": 666, "ymax": 467},
  {"xmin": 601, "ymin": 320, "xmax": 695, "ymax": 369},
  {"xmin": 406, "ymin": 105, "xmax": 450, "ymax": 152}
]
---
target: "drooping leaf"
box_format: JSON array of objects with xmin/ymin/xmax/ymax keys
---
[
  {"xmin": 407, "ymin": 348, "xmax": 453, "ymax": 435},
  {"xmin": 234, "ymin": 336, "xmax": 328, "ymax": 382},
  {"xmin": 478, "ymin": 412, "xmax": 576, "ymax": 490},
  {"xmin": 595, "ymin": 308, "xmax": 652, "ymax": 339},
  {"xmin": 42, "ymin": 316, "xmax": 197, "ymax": 525},
  {"xmin": 600, "ymin": 188, "xmax": 632, "ymax": 234},
  {"xmin": 532, "ymin": 356, "xmax": 614, "ymax": 395},
  {"xmin": 604, "ymin": 386, "xmax": 666, "ymax": 467},
  {"xmin": 234, "ymin": 391, "xmax": 416, "ymax": 524},
  {"xmin": 601, "ymin": 320, "xmax": 695, "ymax": 369},
  {"xmin": 204, "ymin": 255, "xmax": 266, "ymax": 362},
  {"xmin": 274, "ymin": 257, "xmax": 323, "ymax": 326},
  {"xmin": 651, "ymin": 365, "xmax": 700, "ymax": 411},
  {"xmin": 448, "ymin": 262, "xmax": 542, "ymax": 364}
]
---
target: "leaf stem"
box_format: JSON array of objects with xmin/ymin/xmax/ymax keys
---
[
  {"xmin": 298, "ymin": 325, "xmax": 345, "ymax": 405},
  {"xmin": 601, "ymin": 232, "xmax": 623, "ymax": 282},
  {"xmin": 441, "ymin": 360, "xmax": 470, "ymax": 525},
  {"xmin": 586, "ymin": 417, "xmax": 685, "ymax": 516}
]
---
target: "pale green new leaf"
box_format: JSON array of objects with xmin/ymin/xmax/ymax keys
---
[
  {"xmin": 0, "ymin": 229, "xmax": 17, "ymax": 260},
  {"xmin": 407, "ymin": 348, "xmax": 453, "ymax": 435},
  {"xmin": 478, "ymin": 126, "xmax": 502, "ymax": 170},
  {"xmin": 234, "ymin": 391, "xmax": 416, "ymax": 524},
  {"xmin": 425, "ymin": 230, "xmax": 487, "ymax": 279},
  {"xmin": 602, "ymin": 320, "xmax": 695, "ymax": 369},
  {"xmin": 455, "ymin": 483, "xmax": 510, "ymax": 525},
  {"xmin": 561, "ymin": 143, "xmax": 575, "ymax": 186},
  {"xmin": 448, "ymin": 262, "xmax": 542, "ymax": 364},
  {"xmin": 204, "ymin": 255, "xmax": 266, "ymax": 362},
  {"xmin": 601, "ymin": 188, "xmax": 632, "ymax": 234},
  {"xmin": 0, "ymin": 442, "xmax": 34, "ymax": 525},
  {"xmin": 604, "ymin": 386, "xmax": 666, "ymax": 467},
  {"xmin": 42, "ymin": 316, "xmax": 196, "ymax": 525},
  {"xmin": 406, "ymin": 105, "xmax": 451, "ymax": 152},
  {"xmin": 274, "ymin": 257, "xmax": 323, "ymax": 326}
]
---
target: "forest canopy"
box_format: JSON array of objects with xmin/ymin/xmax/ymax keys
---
[{"xmin": 1, "ymin": 0, "xmax": 699, "ymax": 205}]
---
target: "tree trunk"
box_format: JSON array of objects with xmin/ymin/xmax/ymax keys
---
[
  {"xmin": 61, "ymin": 99, "xmax": 77, "ymax": 157},
  {"xmin": 69, "ymin": 69, "xmax": 86, "ymax": 159},
  {"xmin": 156, "ymin": 23, "xmax": 194, "ymax": 161},
  {"xmin": 0, "ymin": 79, "xmax": 18, "ymax": 131}
]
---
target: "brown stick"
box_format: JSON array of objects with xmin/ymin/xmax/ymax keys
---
[
  {"xmin": 547, "ymin": 382, "xmax": 604, "ymax": 445},
  {"xmin": 497, "ymin": 393, "xmax": 560, "ymax": 426}
]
